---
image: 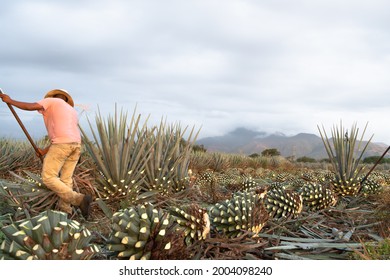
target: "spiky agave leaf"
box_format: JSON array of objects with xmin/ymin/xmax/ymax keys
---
[
  {"xmin": 0, "ymin": 210, "xmax": 100, "ymax": 260},
  {"xmin": 209, "ymin": 191, "xmax": 269, "ymax": 238},
  {"xmin": 298, "ymin": 182, "xmax": 337, "ymax": 211},
  {"xmin": 107, "ymin": 203, "xmax": 181, "ymax": 260},
  {"xmin": 170, "ymin": 203, "xmax": 210, "ymax": 245},
  {"xmin": 264, "ymin": 187, "xmax": 303, "ymax": 220}
]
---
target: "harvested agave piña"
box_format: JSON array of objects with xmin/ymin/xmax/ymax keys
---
[
  {"xmin": 0, "ymin": 210, "xmax": 100, "ymax": 260},
  {"xmin": 331, "ymin": 177, "xmax": 362, "ymax": 197},
  {"xmin": 170, "ymin": 203, "xmax": 210, "ymax": 245},
  {"xmin": 240, "ymin": 176, "xmax": 258, "ymax": 190},
  {"xmin": 107, "ymin": 203, "xmax": 181, "ymax": 260},
  {"xmin": 264, "ymin": 187, "xmax": 303, "ymax": 220},
  {"xmin": 360, "ymin": 178, "xmax": 383, "ymax": 196},
  {"xmin": 209, "ymin": 191, "xmax": 269, "ymax": 237},
  {"xmin": 195, "ymin": 171, "xmax": 215, "ymax": 187},
  {"xmin": 299, "ymin": 182, "xmax": 337, "ymax": 211}
]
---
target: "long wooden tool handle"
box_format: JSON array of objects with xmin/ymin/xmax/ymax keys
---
[{"xmin": 360, "ymin": 145, "xmax": 390, "ymax": 184}]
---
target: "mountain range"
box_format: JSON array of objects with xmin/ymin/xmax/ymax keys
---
[{"xmin": 196, "ymin": 127, "xmax": 389, "ymax": 160}]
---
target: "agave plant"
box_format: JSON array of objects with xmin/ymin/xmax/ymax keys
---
[
  {"xmin": 209, "ymin": 152, "xmax": 230, "ymax": 172},
  {"xmin": 0, "ymin": 138, "xmax": 18, "ymax": 176},
  {"xmin": 107, "ymin": 203, "xmax": 185, "ymax": 260},
  {"xmin": 0, "ymin": 138, "xmax": 50, "ymax": 176},
  {"xmin": 188, "ymin": 151, "xmax": 213, "ymax": 174},
  {"xmin": 142, "ymin": 120, "xmax": 199, "ymax": 196},
  {"xmin": 228, "ymin": 153, "xmax": 252, "ymax": 169},
  {"xmin": 79, "ymin": 106, "xmax": 153, "ymax": 206},
  {"xmin": 0, "ymin": 210, "xmax": 100, "ymax": 260},
  {"xmin": 209, "ymin": 191, "xmax": 269, "ymax": 237},
  {"xmin": 318, "ymin": 122, "xmax": 373, "ymax": 196},
  {"xmin": 0, "ymin": 171, "xmax": 58, "ymax": 218}
]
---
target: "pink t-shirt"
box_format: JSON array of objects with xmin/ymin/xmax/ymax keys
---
[{"xmin": 37, "ymin": 98, "xmax": 81, "ymax": 144}]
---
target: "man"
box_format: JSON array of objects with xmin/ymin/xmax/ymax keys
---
[{"xmin": 0, "ymin": 89, "xmax": 92, "ymax": 219}]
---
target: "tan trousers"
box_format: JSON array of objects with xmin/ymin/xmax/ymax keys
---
[{"xmin": 41, "ymin": 143, "xmax": 84, "ymax": 214}]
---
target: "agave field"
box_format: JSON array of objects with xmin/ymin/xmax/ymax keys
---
[{"xmin": 0, "ymin": 109, "xmax": 389, "ymax": 260}]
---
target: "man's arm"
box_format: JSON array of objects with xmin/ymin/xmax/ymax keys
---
[{"xmin": 0, "ymin": 93, "xmax": 43, "ymax": 111}]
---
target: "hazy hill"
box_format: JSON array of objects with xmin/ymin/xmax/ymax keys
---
[{"xmin": 196, "ymin": 127, "xmax": 388, "ymax": 160}]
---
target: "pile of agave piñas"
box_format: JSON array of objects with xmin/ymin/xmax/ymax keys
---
[{"xmin": 1, "ymin": 165, "xmax": 386, "ymax": 260}]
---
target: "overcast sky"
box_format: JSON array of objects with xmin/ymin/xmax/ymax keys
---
[{"xmin": 1, "ymin": 0, "xmax": 390, "ymax": 144}]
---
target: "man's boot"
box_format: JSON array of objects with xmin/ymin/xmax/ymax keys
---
[{"xmin": 79, "ymin": 194, "xmax": 92, "ymax": 219}]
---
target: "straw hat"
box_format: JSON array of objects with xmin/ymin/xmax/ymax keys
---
[{"xmin": 44, "ymin": 89, "xmax": 74, "ymax": 107}]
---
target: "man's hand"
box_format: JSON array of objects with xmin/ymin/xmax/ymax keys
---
[
  {"xmin": 0, "ymin": 93, "xmax": 12, "ymax": 104},
  {"xmin": 37, "ymin": 146, "xmax": 50, "ymax": 158},
  {"xmin": 37, "ymin": 148, "xmax": 45, "ymax": 158}
]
